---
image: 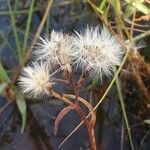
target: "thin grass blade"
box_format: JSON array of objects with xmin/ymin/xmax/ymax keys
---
[
  {"xmin": 115, "ymin": 76, "xmax": 134, "ymax": 150},
  {"xmin": 0, "ymin": 63, "xmax": 10, "ymax": 83},
  {"xmin": 22, "ymin": 0, "xmax": 35, "ymax": 56},
  {"xmin": 0, "ymin": 83, "xmax": 8, "ymax": 94},
  {"xmin": 16, "ymin": 94, "xmax": 27, "ymax": 133},
  {"xmin": 7, "ymin": 0, "xmax": 22, "ymax": 64}
]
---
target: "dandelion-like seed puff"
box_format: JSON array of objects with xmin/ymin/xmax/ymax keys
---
[
  {"xmin": 35, "ymin": 30, "xmax": 72, "ymax": 72},
  {"xmin": 18, "ymin": 62, "xmax": 55, "ymax": 99},
  {"xmin": 71, "ymin": 26, "xmax": 124, "ymax": 78}
]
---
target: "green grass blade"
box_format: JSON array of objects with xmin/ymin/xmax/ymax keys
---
[
  {"xmin": 0, "ymin": 8, "xmax": 42, "ymax": 16},
  {"xmin": 124, "ymin": 5, "xmax": 136, "ymax": 18},
  {"xmin": 0, "ymin": 32, "xmax": 13, "ymax": 51},
  {"xmin": 96, "ymin": 0, "xmax": 107, "ymax": 14},
  {"xmin": 110, "ymin": 0, "xmax": 121, "ymax": 15},
  {"xmin": 22, "ymin": 0, "xmax": 35, "ymax": 56},
  {"xmin": 109, "ymin": 0, "xmax": 131, "ymax": 39},
  {"xmin": 46, "ymin": 13, "xmax": 50, "ymax": 35},
  {"xmin": 115, "ymin": 76, "xmax": 134, "ymax": 150},
  {"xmin": 0, "ymin": 83, "xmax": 8, "ymax": 94},
  {"xmin": 126, "ymin": 0, "xmax": 149, "ymax": 15},
  {"xmin": 144, "ymin": 120, "xmax": 150, "ymax": 125},
  {"xmin": 0, "ymin": 63, "xmax": 11, "ymax": 83},
  {"xmin": 16, "ymin": 94, "xmax": 27, "ymax": 133},
  {"xmin": 7, "ymin": 0, "xmax": 22, "ymax": 65}
]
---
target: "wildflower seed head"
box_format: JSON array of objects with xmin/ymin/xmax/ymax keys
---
[
  {"xmin": 18, "ymin": 61, "xmax": 55, "ymax": 99},
  {"xmin": 35, "ymin": 30, "xmax": 72, "ymax": 72},
  {"xmin": 71, "ymin": 26, "xmax": 124, "ymax": 78}
]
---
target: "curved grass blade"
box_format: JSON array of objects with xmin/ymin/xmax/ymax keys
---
[
  {"xmin": 115, "ymin": 76, "xmax": 134, "ymax": 150},
  {"xmin": 125, "ymin": 0, "xmax": 149, "ymax": 15},
  {"xmin": 0, "ymin": 83, "xmax": 8, "ymax": 94},
  {"xmin": 16, "ymin": 94, "xmax": 27, "ymax": 133},
  {"xmin": 0, "ymin": 63, "xmax": 10, "ymax": 83}
]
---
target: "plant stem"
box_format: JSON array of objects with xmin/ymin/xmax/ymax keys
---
[
  {"xmin": 59, "ymin": 47, "xmax": 130, "ymax": 148},
  {"xmin": 76, "ymin": 105, "xmax": 96, "ymax": 150},
  {"xmin": 64, "ymin": 94, "xmax": 96, "ymax": 126},
  {"xmin": 68, "ymin": 71, "xmax": 79, "ymax": 105},
  {"xmin": 50, "ymin": 89, "xmax": 96, "ymax": 150}
]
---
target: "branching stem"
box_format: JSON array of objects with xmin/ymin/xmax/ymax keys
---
[{"xmin": 49, "ymin": 89, "xmax": 96, "ymax": 150}]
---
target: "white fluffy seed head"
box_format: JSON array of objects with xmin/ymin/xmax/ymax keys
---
[
  {"xmin": 71, "ymin": 26, "xmax": 124, "ymax": 79},
  {"xmin": 34, "ymin": 30, "xmax": 72, "ymax": 72},
  {"xmin": 18, "ymin": 61, "xmax": 55, "ymax": 99}
]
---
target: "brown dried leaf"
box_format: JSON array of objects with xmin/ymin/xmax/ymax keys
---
[{"xmin": 54, "ymin": 106, "xmax": 74, "ymax": 136}]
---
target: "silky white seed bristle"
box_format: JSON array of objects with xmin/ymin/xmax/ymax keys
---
[
  {"xmin": 34, "ymin": 30, "xmax": 72, "ymax": 72},
  {"xmin": 18, "ymin": 61, "xmax": 55, "ymax": 99},
  {"xmin": 70, "ymin": 26, "xmax": 124, "ymax": 78}
]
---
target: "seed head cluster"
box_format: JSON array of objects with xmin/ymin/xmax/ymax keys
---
[
  {"xmin": 35, "ymin": 30, "xmax": 72, "ymax": 71},
  {"xmin": 18, "ymin": 26, "xmax": 124, "ymax": 99},
  {"xmin": 71, "ymin": 27, "xmax": 123, "ymax": 78}
]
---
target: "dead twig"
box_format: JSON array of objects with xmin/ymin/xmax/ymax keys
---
[{"xmin": 129, "ymin": 54, "xmax": 150, "ymax": 103}]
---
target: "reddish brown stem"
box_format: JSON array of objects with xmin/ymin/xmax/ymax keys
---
[
  {"xmin": 50, "ymin": 89, "xmax": 96, "ymax": 150},
  {"xmin": 76, "ymin": 105, "xmax": 97, "ymax": 150},
  {"xmin": 64, "ymin": 94, "xmax": 96, "ymax": 127},
  {"xmin": 64, "ymin": 70, "xmax": 96, "ymax": 149},
  {"xmin": 89, "ymin": 126, "xmax": 97, "ymax": 150},
  {"xmin": 67, "ymin": 71, "xmax": 79, "ymax": 105},
  {"xmin": 55, "ymin": 79, "xmax": 69, "ymax": 84}
]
